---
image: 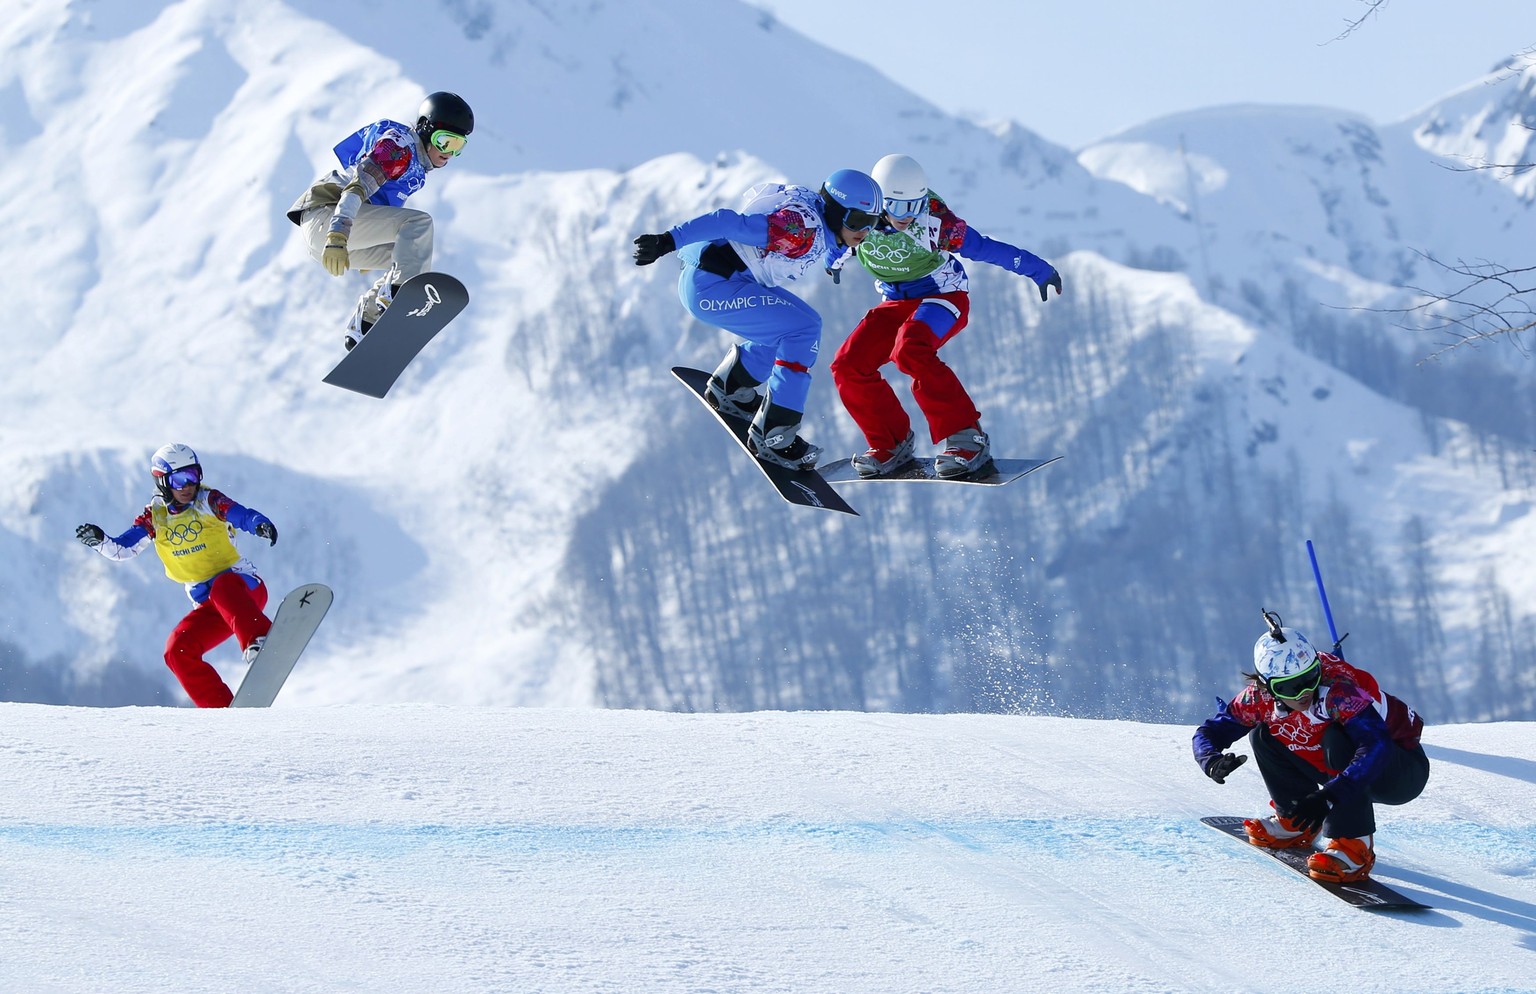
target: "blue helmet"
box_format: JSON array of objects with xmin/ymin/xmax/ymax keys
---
[{"xmin": 819, "ymin": 169, "xmax": 883, "ymax": 233}]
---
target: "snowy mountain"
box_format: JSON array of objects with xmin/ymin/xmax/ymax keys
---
[
  {"xmin": 2, "ymin": 0, "xmax": 1533, "ymax": 721},
  {"xmin": 3, "ymin": 704, "xmax": 1534, "ymax": 993}
]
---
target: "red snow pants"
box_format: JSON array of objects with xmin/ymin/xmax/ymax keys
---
[
  {"xmin": 163, "ymin": 572, "xmax": 271, "ymax": 708},
  {"xmin": 829, "ymin": 291, "xmax": 979, "ymax": 449}
]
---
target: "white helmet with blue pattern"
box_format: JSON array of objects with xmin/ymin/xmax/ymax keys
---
[{"xmin": 1254, "ymin": 627, "xmax": 1317, "ymax": 679}]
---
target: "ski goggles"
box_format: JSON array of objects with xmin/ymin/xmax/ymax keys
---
[
  {"xmin": 883, "ymin": 196, "xmax": 927, "ymax": 221},
  {"xmin": 841, "ymin": 207, "xmax": 881, "ymax": 232},
  {"xmin": 429, "ymin": 129, "xmax": 468, "ymax": 156},
  {"xmin": 1266, "ymin": 664, "xmax": 1322, "ymax": 701},
  {"xmin": 162, "ymin": 466, "xmax": 202, "ymax": 490}
]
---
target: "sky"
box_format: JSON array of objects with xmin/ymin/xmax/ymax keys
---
[
  {"xmin": 756, "ymin": 0, "xmax": 1536, "ymax": 148},
  {"xmin": 3, "ymin": 703, "xmax": 1534, "ymax": 994}
]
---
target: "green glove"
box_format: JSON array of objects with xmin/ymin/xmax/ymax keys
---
[{"xmin": 322, "ymin": 230, "xmax": 350, "ymax": 277}]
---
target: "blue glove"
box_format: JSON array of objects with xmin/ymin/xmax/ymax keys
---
[
  {"xmin": 255, "ymin": 521, "xmax": 278, "ymax": 547},
  {"xmin": 1039, "ymin": 270, "xmax": 1063, "ymax": 302}
]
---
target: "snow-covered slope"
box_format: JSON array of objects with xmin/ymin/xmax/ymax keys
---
[
  {"xmin": 2, "ymin": 0, "xmax": 1533, "ymax": 720},
  {"xmin": 2, "ymin": 705, "xmax": 1532, "ymax": 994}
]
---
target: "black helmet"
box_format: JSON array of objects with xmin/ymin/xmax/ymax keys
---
[{"xmin": 416, "ymin": 91, "xmax": 474, "ymax": 141}]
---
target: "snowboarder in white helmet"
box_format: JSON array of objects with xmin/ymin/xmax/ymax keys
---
[
  {"xmin": 288, "ymin": 91, "xmax": 474, "ymax": 351},
  {"xmin": 1191, "ymin": 609, "xmax": 1430, "ymax": 883},
  {"xmin": 74, "ymin": 444, "xmax": 281, "ymax": 708},
  {"xmin": 631, "ymin": 169, "xmax": 883, "ymax": 470},
  {"xmin": 828, "ymin": 153, "xmax": 1063, "ymax": 478}
]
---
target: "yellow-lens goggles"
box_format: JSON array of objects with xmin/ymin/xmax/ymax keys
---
[{"xmin": 430, "ymin": 129, "xmax": 468, "ymax": 156}]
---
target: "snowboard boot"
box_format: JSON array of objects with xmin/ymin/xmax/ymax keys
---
[
  {"xmin": 1307, "ymin": 836, "xmax": 1375, "ymax": 883},
  {"xmin": 343, "ymin": 273, "xmax": 399, "ymax": 352},
  {"xmin": 1243, "ymin": 804, "xmax": 1319, "ymax": 850},
  {"xmin": 241, "ymin": 635, "xmax": 266, "ymax": 667},
  {"xmin": 748, "ymin": 401, "xmax": 821, "ymax": 471},
  {"xmin": 703, "ymin": 346, "xmax": 763, "ymax": 420},
  {"xmin": 850, "ymin": 430, "xmax": 917, "ymax": 478},
  {"xmin": 934, "ymin": 424, "xmax": 992, "ymax": 478}
]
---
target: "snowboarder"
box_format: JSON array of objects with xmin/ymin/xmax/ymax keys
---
[
  {"xmin": 631, "ymin": 169, "xmax": 884, "ymax": 470},
  {"xmin": 828, "ymin": 154, "xmax": 1062, "ymax": 478},
  {"xmin": 288, "ymin": 91, "xmax": 474, "ymax": 351},
  {"xmin": 74, "ymin": 444, "xmax": 280, "ymax": 709},
  {"xmin": 1191, "ymin": 612, "xmax": 1430, "ymax": 883}
]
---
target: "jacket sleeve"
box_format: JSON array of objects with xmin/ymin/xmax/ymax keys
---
[
  {"xmin": 1192, "ymin": 695, "xmax": 1253, "ymax": 769},
  {"xmin": 956, "ymin": 226, "xmax": 1057, "ymax": 285},
  {"xmin": 207, "ymin": 490, "xmax": 272, "ymax": 537},
  {"xmin": 1326, "ymin": 707, "xmax": 1394, "ymax": 806},
  {"xmin": 99, "ymin": 524, "xmax": 151, "ymax": 561},
  {"xmin": 331, "ymin": 126, "xmax": 418, "ymax": 236},
  {"xmin": 669, "ymin": 209, "xmax": 771, "ymax": 249}
]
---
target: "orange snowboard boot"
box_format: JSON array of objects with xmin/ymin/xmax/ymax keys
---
[
  {"xmin": 1307, "ymin": 836, "xmax": 1375, "ymax": 883},
  {"xmin": 1243, "ymin": 804, "xmax": 1319, "ymax": 850}
]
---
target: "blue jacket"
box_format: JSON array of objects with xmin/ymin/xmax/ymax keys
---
[{"xmin": 333, "ymin": 119, "xmax": 429, "ymax": 208}]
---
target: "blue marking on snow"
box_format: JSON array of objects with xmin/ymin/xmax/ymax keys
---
[
  {"xmin": 4, "ymin": 818, "xmax": 1523, "ymax": 872},
  {"xmin": 0, "ymin": 817, "xmax": 1196, "ymax": 862}
]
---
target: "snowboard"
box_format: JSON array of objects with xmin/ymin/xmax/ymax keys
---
[
  {"xmin": 1201, "ymin": 816, "xmax": 1429, "ymax": 911},
  {"xmin": 230, "ymin": 583, "xmax": 333, "ymax": 708},
  {"xmin": 819, "ymin": 454, "xmax": 1062, "ymax": 486},
  {"xmin": 672, "ymin": 366, "xmax": 858, "ymax": 516},
  {"xmin": 322, "ymin": 272, "xmax": 469, "ymax": 398}
]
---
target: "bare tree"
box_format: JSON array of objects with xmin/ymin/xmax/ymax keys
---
[
  {"xmin": 1381, "ymin": 255, "xmax": 1536, "ymax": 361},
  {"xmin": 1331, "ymin": 0, "xmax": 1393, "ymax": 42}
]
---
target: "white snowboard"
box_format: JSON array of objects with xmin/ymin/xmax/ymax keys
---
[{"xmin": 231, "ymin": 583, "xmax": 333, "ymax": 708}]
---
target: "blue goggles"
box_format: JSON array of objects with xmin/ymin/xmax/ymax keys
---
[
  {"xmin": 883, "ymin": 196, "xmax": 927, "ymax": 220},
  {"xmin": 164, "ymin": 466, "xmax": 201, "ymax": 490}
]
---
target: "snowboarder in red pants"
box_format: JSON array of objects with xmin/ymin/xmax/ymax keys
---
[
  {"xmin": 829, "ymin": 154, "xmax": 1062, "ymax": 478},
  {"xmin": 75, "ymin": 444, "xmax": 279, "ymax": 708}
]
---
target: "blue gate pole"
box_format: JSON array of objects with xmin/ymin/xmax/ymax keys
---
[{"xmin": 1305, "ymin": 539, "xmax": 1342, "ymax": 652}]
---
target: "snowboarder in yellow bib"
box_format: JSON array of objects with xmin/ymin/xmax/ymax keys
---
[{"xmin": 74, "ymin": 444, "xmax": 280, "ymax": 708}]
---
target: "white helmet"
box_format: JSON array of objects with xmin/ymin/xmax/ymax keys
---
[
  {"xmin": 151, "ymin": 443, "xmax": 202, "ymax": 500},
  {"xmin": 871, "ymin": 153, "xmax": 929, "ymax": 220},
  {"xmin": 1253, "ymin": 627, "xmax": 1317, "ymax": 679}
]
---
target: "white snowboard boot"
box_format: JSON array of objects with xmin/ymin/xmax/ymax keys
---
[
  {"xmin": 343, "ymin": 272, "xmax": 398, "ymax": 352},
  {"xmin": 850, "ymin": 430, "xmax": 916, "ymax": 478},
  {"xmin": 934, "ymin": 424, "xmax": 992, "ymax": 478}
]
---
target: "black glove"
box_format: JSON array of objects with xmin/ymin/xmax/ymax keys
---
[
  {"xmin": 1285, "ymin": 788, "xmax": 1332, "ymax": 834},
  {"xmin": 255, "ymin": 521, "xmax": 278, "ymax": 547},
  {"xmin": 1202, "ymin": 752, "xmax": 1247, "ymax": 784},
  {"xmin": 1039, "ymin": 270, "xmax": 1063, "ymax": 302},
  {"xmin": 75, "ymin": 523, "xmax": 105, "ymax": 548},
  {"xmin": 632, "ymin": 231, "xmax": 676, "ymax": 266}
]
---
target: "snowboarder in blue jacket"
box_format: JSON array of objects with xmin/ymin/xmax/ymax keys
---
[
  {"xmin": 632, "ymin": 169, "xmax": 883, "ymax": 469},
  {"xmin": 288, "ymin": 91, "xmax": 474, "ymax": 351}
]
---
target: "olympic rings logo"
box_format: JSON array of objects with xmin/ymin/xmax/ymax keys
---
[
  {"xmin": 860, "ymin": 240, "xmax": 919, "ymax": 265},
  {"xmin": 166, "ymin": 520, "xmax": 205, "ymax": 546}
]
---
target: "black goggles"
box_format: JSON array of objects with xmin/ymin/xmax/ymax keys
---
[
  {"xmin": 1267, "ymin": 665, "xmax": 1321, "ymax": 700},
  {"xmin": 840, "ymin": 207, "xmax": 880, "ymax": 232}
]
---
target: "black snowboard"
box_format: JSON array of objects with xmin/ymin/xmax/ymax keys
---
[
  {"xmin": 1201, "ymin": 816, "xmax": 1429, "ymax": 910},
  {"xmin": 820, "ymin": 454, "xmax": 1062, "ymax": 486},
  {"xmin": 323, "ymin": 272, "xmax": 468, "ymax": 398},
  {"xmin": 672, "ymin": 366, "xmax": 858, "ymax": 515}
]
